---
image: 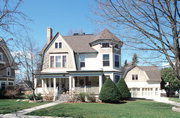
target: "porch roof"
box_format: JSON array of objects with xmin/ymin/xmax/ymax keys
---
[
  {"xmin": 35, "ymin": 72, "xmax": 69, "ymax": 79},
  {"xmin": 68, "ymin": 70, "xmax": 103, "ymax": 76}
]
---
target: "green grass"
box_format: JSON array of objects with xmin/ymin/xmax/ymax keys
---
[
  {"xmin": 28, "ymin": 100, "xmax": 180, "ymax": 118},
  {"xmin": 0, "ymin": 99, "xmax": 48, "ymax": 114},
  {"xmin": 169, "ymin": 97, "xmax": 180, "ymax": 103}
]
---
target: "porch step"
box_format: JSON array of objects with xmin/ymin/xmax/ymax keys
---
[{"xmin": 58, "ymin": 94, "xmax": 71, "ymax": 102}]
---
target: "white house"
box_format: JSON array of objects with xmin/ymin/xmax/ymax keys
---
[
  {"xmin": 35, "ymin": 28, "xmax": 123, "ymax": 99},
  {"xmin": 124, "ymin": 66, "xmax": 161, "ymax": 98}
]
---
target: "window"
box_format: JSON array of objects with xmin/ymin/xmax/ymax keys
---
[
  {"xmin": 6, "ymin": 67, "xmax": 11, "ymax": 76},
  {"xmin": 115, "ymin": 55, "xmax": 119, "ymax": 68},
  {"xmin": 62, "ymin": 56, "xmax": 67, "ymax": 68},
  {"xmin": 79, "ymin": 55, "xmax": 85, "ymax": 68},
  {"xmin": 55, "ymin": 56, "xmax": 61, "ymax": 67},
  {"xmin": 114, "ymin": 75, "xmax": 120, "ymax": 83},
  {"xmin": 0, "ymin": 52, "xmax": 3, "ymax": 61},
  {"xmin": 103, "ymin": 54, "xmax": 109, "ymax": 66},
  {"xmin": 50, "ymin": 56, "xmax": 54, "ymax": 68},
  {"xmin": 102, "ymin": 43, "xmax": 110, "ymax": 48},
  {"xmin": 55, "ymin": 42, "xmax": 62, "ymax": 48},
  {"xmin": 50, "ymin": 55, "xmax": 67, "ymax": 68},
  {"xmin": 1, "ymin": 82, "xmax": 5, "ymax": 89},
  {"xmin": 9, "ymin": 82, "xmax": 13, "ymax": 86},
  {"xmin": 132, "ymin": 74, "xmax": 138, "ymax": 80}
]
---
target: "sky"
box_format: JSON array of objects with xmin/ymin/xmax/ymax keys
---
[
  {"xmin": 14, "ymin": 0, "xmax": 167, "ymax": 66},
  {"xmin": 20, "ymin": 0, "xmax": 99, "ymax": 46}
]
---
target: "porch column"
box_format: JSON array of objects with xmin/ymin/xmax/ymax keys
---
[
  {"xmin": 140, "ymin": 88, "xmax": 142, "ymax": 97},
  {"xmin": 49, "ymin": 78, "xmax": 51, "ymax": 87},
  {"xmin": 69, "ymin": 76, "xmax": 72, "ymax": 91},
  {"xmin": 34, "ymin": 78, "xmax": 37, "ymax": 94},
  {"xmin": 41, "ymin": 79, "xmax": 44, "ymax": 93},
  {"xmin": 72, "ymin": 77, "xmax": 75, "ymax": 91},
  {"xmin": 59, "ymin": 78, "xmax": 61, "ymax": 93},
  {"xmin": 99, "ymin": 75, "xmax": 103, "ymax": 92},
  {"xmin": 53, "ymin": 78, "xmax": 56, "ymax": 92},
  {"xmin": 53, "ymin": 78, "xmax": 56, "ymax": 101}
]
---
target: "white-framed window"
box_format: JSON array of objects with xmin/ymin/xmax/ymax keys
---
[
  {"xmin": 101, "ymin": 42, "xmax": 110, "ymax": 48},
  {"xmin": 79, "ymin": 55, "xmax": 85, "ymax": 68},
  {"xmin": 0, "ymin": 52, "xmax": 3, "ymax": 61},
  {"xmin": 115, "ymin": 55, "xmax": 120, "ymax": 68},
  {"xmin": 55, "ymin": 42, "xmax": 62, "ymax": 48},
  {"xmin": 103, "ymin": 54, "xmax": 109, "ymax": 66},
  {"xmin": 132, "ymin": 74, "xmax": 138, "ymax": 80},
  {"xmin": 6, "ymin": 67, "xmax": 11, "ymax": 76},
  {"xmin": 49, "ymin": 54, "xmax": 67, "ymax": 68}
]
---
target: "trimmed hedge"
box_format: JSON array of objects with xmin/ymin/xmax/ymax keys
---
[
  {"xmin": 116, "ymin": 78, "xmax": 131, "ymax": 100},
  {"xmin": 99, "ymin": 78, "xmax": 121, "ymax": 103}
]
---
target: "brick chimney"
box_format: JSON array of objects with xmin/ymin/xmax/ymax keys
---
[{"xmin": 47, "ymin": 27, "xmax": 52, "ymax": 44}]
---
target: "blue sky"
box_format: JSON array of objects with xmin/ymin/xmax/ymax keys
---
[
  {"xmin": 17, "ymin": 0, "xmax": 162, "ymax": 66},
  {"xmin": 20, "ymin": 0, "xmax": 99, "ymax": 45}
]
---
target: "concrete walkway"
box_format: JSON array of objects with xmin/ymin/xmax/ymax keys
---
[
  {"xmin": 0, "ymin": 101, "xmax": 69, "ymax": 118},
  {"xmin": 152, "ymin": 97, "xmax": 180, "ymax": 107}
]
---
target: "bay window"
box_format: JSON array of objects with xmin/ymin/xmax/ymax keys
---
[
  {"xmin": 103, "ymin": 54, "xmax": 109, "ymax": 66},
  {"xmin": 115, "ymin": 55, "xmax": 119, "ymax": 68}
]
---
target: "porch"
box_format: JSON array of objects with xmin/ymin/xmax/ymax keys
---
[{"xmin": 35, "ymin": 71, "xmax": 103, "ymax": 100}]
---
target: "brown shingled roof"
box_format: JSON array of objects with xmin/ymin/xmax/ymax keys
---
[
  {"xmin": 63, "ymin": 34, "xmax": 97, "ymax": 53},
  {"xmin": 138, "ymin": 66, "xmax": 161, "ymax": 82},
  {"xmin": 94, "ymin": 29, "xmax": 121, "ymax": 42}
]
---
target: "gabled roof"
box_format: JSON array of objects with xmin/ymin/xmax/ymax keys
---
[
  {"xmin": 124, "ymin": 65, "xmax": 161, "ymax": 82},
  {"xmin": 41, "ymin": 28, "xmax": 123, "ymax": 54},
  {"xmin": 63, "ymin": 35, "xmax": 97, "ymax": 53},
  {"xmin": 138, "ymin": 66, "xmax": 161, "ymax": 82}
]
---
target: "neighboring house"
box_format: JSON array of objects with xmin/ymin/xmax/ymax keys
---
[
  {"xmin": 35, "ymin": 28, "xmax": 123, "ymax": 98},
  {"xmin": 0, "ymin": 39, "xmax": 16, "ymax": 89},
  {"xmin": 124, "ymin": 66, "xmax": 161, "ymax": 98}
]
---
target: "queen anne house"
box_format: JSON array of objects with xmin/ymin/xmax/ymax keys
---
[
  {"xmin": 35, "ymin": 28, "xmax": 123, "ymax": 99},
  {"xmin": 0, "ymin": 39, "xmax": 16, "ymax": 89}
]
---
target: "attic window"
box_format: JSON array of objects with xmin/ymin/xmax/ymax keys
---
[
  {"xmin": 132, "ymin": 74, "xmax": 138, "ymax": 80},
  {"xmin": 102, "ymin": 43, "xmax": 110, "ymax": 48},
  {"xmin": 55, "ymin": 42, "xmax": 62, "ymax": 48},
  {"xmin": 6, "ymin": 67, "xmax": 11, "ymax": 76}
]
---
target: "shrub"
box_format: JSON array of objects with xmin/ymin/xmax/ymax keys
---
[
  {"xmin": 116, "ymin": 78, "xmax": 131, "ymax": 100},
  {"xmin": 99, "ymin": 78, "xmax": 121, "ymax": 103},
  {"xmin": 27, "ymin": 93, "xmax": 42, "ymax": 100},
  {"xmin": 43, "ymin": 92, "xmax": 54, "ymax": 101},
  {"xmin": 86, "ymin": 93, "xmax": 96, "ymax": 102},
  {"xmin": 77, "ymin": 92, "xmax": 87, "ymax": 102},
  {"xmin": 4, "ymin": 86, "xmax": 20, "ymax": 98}
]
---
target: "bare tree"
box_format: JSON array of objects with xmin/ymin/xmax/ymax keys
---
[
  {"xmin": 95, "ymin": 0, "xmax": 180, "ymax": 80},
  {"xmin": 14, "ymin": 37, "xmax": 41, "ymax": 100},
  {"xmin": 0, "ymin": 0, "xmax": 29, "ymax": 38}
]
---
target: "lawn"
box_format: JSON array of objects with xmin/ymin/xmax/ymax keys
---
[
  {"xmin": 0, "ymin": 99, "xmax": 48, "ymax": 114},
  {"xmin": 169, "ymin": 97, "xmax": 180, "ymax": 103},
  {"xmin": 28, "ymin": 100, "xmax": 180, "ymax": 118}
]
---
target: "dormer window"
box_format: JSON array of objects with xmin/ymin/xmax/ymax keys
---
[
  {"xmin": 55, "ymin": 42, "xmax": 62, "ymax": 48},
  {"xmin": 102, "ymin": 43, "xmax": 110, "ymax": 48}
]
